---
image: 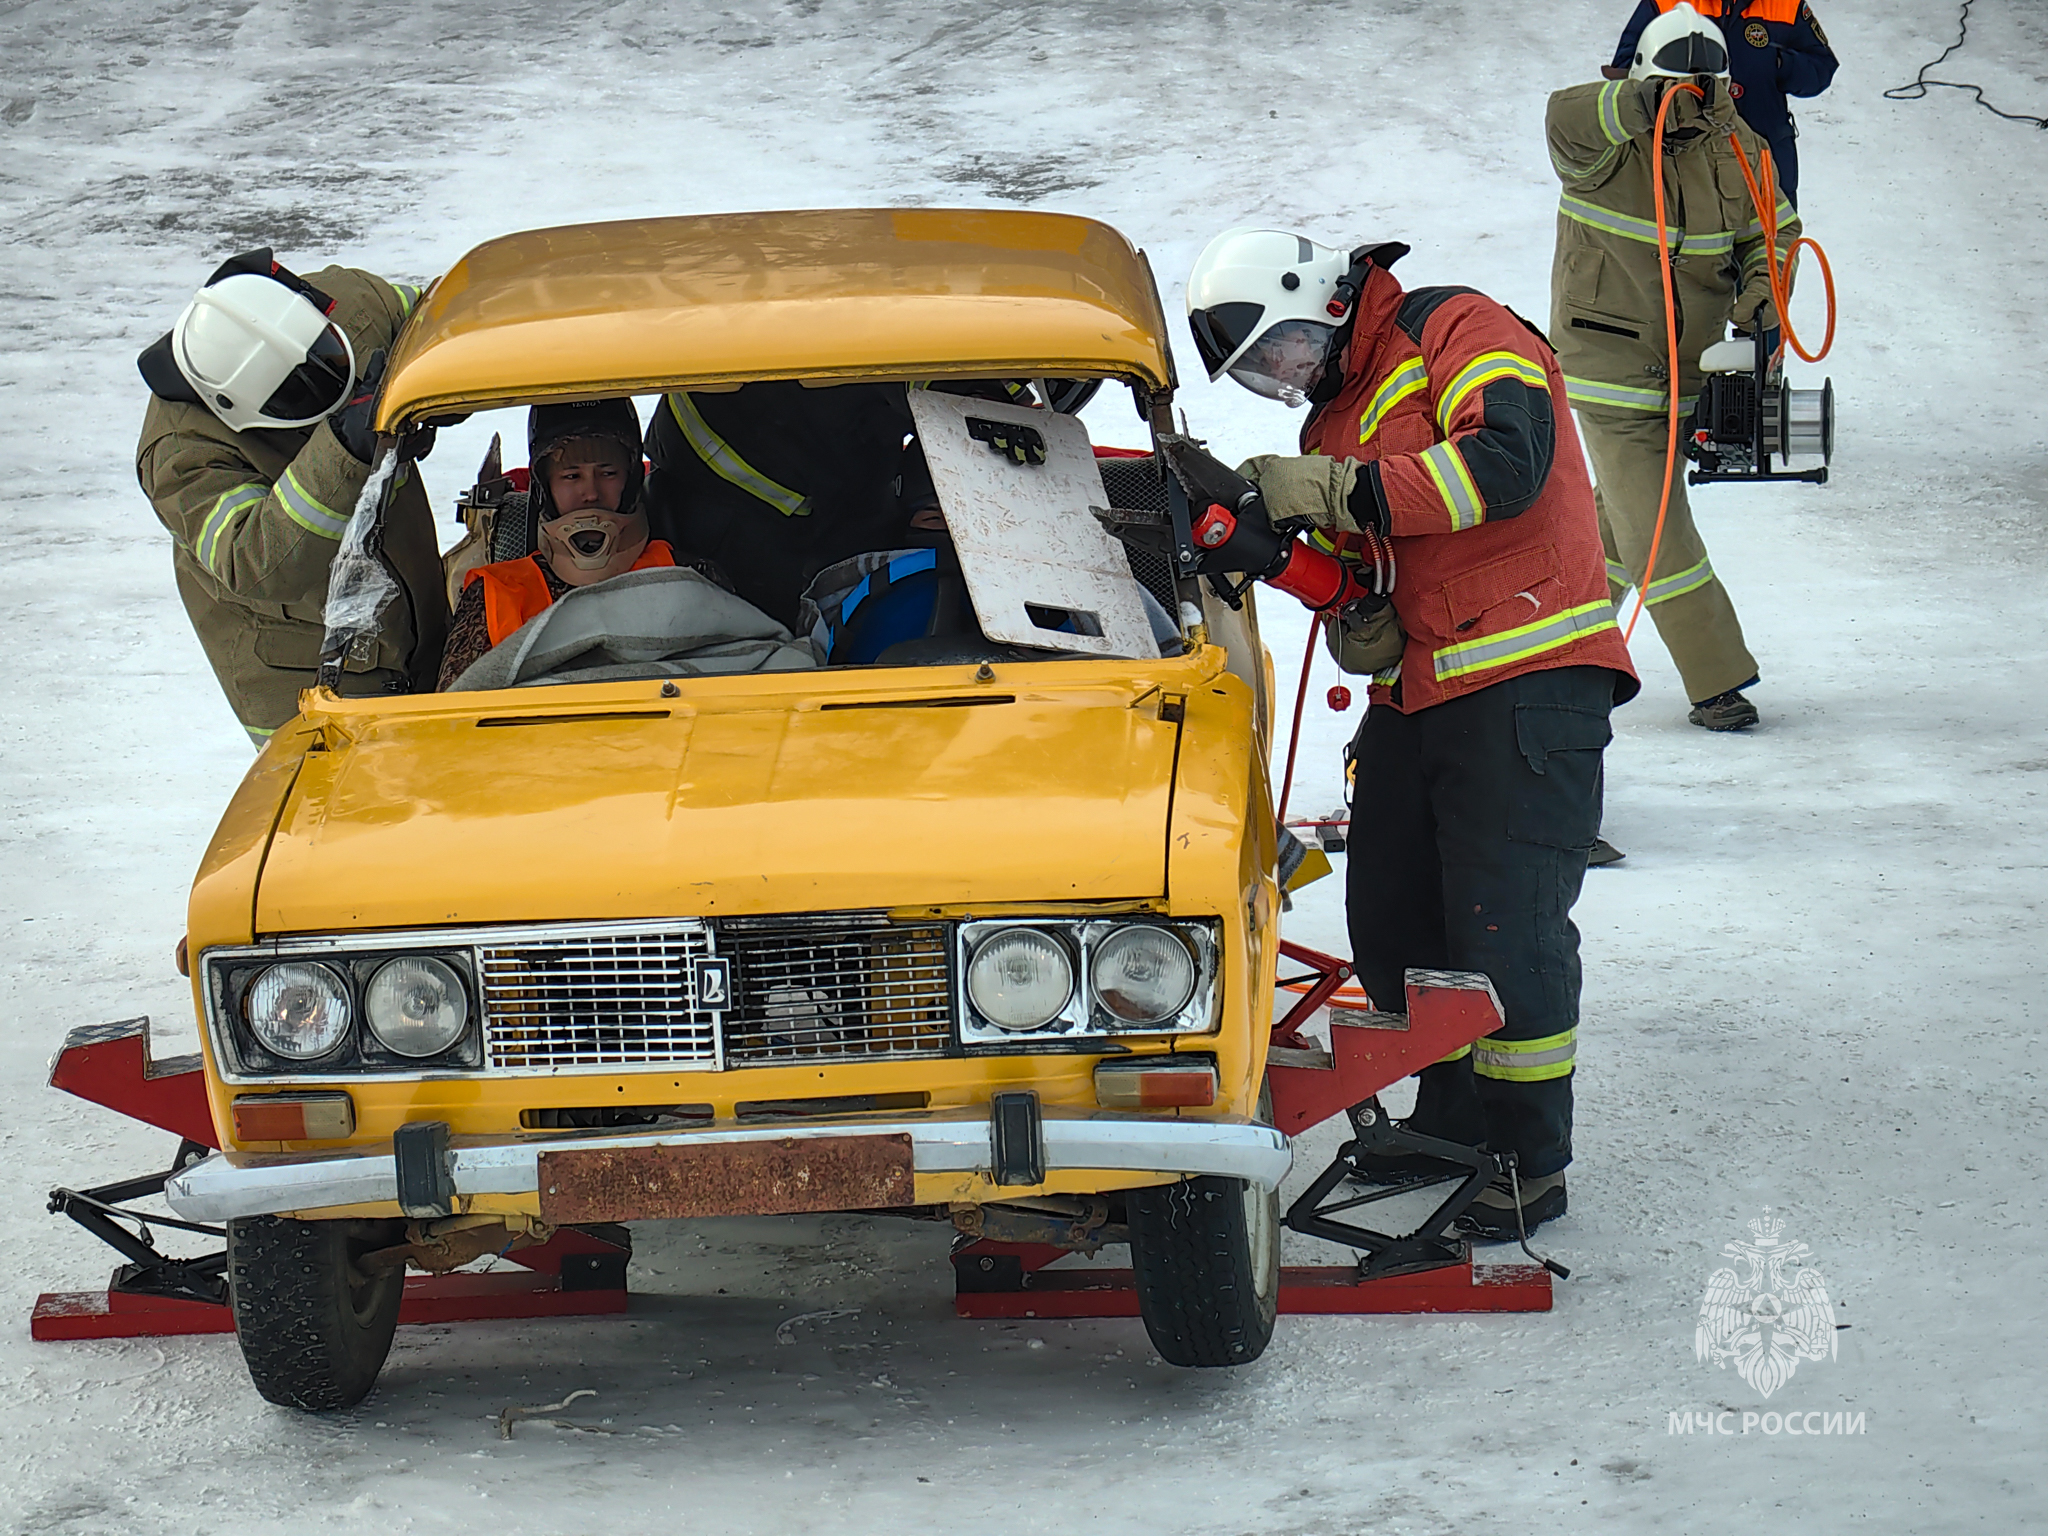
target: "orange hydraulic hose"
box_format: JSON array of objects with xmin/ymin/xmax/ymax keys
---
[
  {"xmin": 1624, "ymin": 79, "xmax": 1701, "ymax": 644},
  {"xmin": 1728, "ymin": 137, "xmax": 1837, "ymax": 364},
  {"xmin": 1275, "ymin": 610, "xmax": 1324, "ymax": 824}
]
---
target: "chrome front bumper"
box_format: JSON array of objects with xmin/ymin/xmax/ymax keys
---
[{"xmin": 163, "ymin": 1110, "xmax": 1293, "ymax": 1223}]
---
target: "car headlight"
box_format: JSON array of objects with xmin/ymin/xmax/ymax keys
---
[
  {"xmin": 364, "ymin": 955, "xmax": 470, "ymax": 1058},
  {"xmin": 244, "ymin": 962, "xmax": 352, "ymax": 1060},
  {"xmin": 1090, "ymin": 925, "xmax": 1196, "ymax": 1024},
  {"xmin": 965, "ymin": 928, "xmax": 1074, "ymax": 1031}
]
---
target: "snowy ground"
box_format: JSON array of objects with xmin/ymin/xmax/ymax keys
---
[{"xmin": 4, "ymin": 0, "xmax": 2047, "ymax": 1530}]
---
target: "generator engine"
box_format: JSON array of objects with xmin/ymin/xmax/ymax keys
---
[{"xmin": 1685, "ymin": 330, "xmax": 1834, "ymax": 486}]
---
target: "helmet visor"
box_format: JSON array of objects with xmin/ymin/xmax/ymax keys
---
[
  {"xmin": 1188, "ymin": 300, "xmax": 1267, "ymax": 378},
  {"xmin": 1225, "ymin": 319, "xmax": 1336, "ymax": 406},
  {"xmin": 1647, "ymin": 30, "xmax": 1728, "ymax": 76},
  {"xmin": 260, "ymin": 323, "xmax": 354, "ymax": 424}
]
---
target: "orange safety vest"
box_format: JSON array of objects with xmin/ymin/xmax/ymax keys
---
[
  {"xmin": 464, "ymin": 540, "xmax": 675, "ymax": 645},
  {"xmin": 1654, "ymin": 0, "xmax": 1801, "ymax": 23}
]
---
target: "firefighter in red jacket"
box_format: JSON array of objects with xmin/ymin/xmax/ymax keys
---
[{"xmin": 1187, "ymin": 231, "xmax": 1639, "ymax": 1236}]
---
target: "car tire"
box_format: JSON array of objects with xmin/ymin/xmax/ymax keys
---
[
  {"xmin": 226, "ymin": 1215, "xmax": 406, "ymax": 1411},
  {"xmin": 1127, "ymin": 1172, "xmax": 1281, "ymax": 1367}
]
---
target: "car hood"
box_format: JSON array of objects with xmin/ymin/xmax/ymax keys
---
[{"xmin": 253, "ymin": 666, "xmax": 1205, "ymax": 934}]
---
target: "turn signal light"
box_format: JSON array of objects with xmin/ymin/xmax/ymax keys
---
[
  {"xmin": 231, "ymin": 1092, "xmax": 356, "ymax": 1142},
  {"xmin": 1093, "ymin": 1059, "xmax": 1217, "ymax": 1109}
]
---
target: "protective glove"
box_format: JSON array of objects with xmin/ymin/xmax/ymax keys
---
[
  {"xmin": 330, "ymin": 350, "xmax": 437, "ymax": 464},
  {"xmin": 1237, "ymin": 454, "xmax": 1359, "ymax": 531},
  {"xmin": 329, "ymin": 349, "xmax": 385, "ymax": 463}
]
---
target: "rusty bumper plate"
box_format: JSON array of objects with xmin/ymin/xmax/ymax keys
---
[{"xmin": 537, "ymin": 1134, "xmax": 916, "ymax": 1224}]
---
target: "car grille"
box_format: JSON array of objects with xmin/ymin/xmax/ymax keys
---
[
  {"xmin": 479, "ymin": 925, "xmax": 720, "ymax": 1072},
  {"xmin": 720, "ymin": 919, "xmax": 952, "ymax": 1065},
  {"xmin": 473, "ymin": 918, "xmax": 954, "ymax": 1073}
]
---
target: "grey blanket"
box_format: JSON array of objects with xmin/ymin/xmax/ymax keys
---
[{"xmin": 446, "ymin": 566, "xmax": 817, "ymax": 691}]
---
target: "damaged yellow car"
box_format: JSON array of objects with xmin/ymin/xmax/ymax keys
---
[{"xmin": 163, "ymin": 208, "xmax": 1291, "ymax": 1409}]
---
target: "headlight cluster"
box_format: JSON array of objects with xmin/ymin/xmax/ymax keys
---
[
  {"xmin": 214, "ymin": 951, "xmax": 479, "ymax": 1075},
  {"xmin": 957, "ymin": 918, "xmax": 1215, "ymax": 1045}
]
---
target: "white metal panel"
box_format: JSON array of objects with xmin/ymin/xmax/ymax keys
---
[{"xmin": 906, "ymin": 390, "xmax": 1157, "ymax": 660}]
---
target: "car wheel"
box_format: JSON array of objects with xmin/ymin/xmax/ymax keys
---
[
  {"xmin": 1128, "ymin": 1171, "xmax": 1281, "ymax": 1367},
  {"xmin": 226, "ymin": 1215, "xmax": 406, "ymax": 1411}
]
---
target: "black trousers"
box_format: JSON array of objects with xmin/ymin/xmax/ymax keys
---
[{"xmin": 1345, "ymin": 666, "xmax": 1616, "ymax": 1179}]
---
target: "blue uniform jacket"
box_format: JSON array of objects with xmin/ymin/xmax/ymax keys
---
[{"xmin": 1612, "ymin": 0, "xmax": 1837, "ymax": 201}]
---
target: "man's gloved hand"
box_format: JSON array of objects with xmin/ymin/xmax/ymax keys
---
[
  {"xmin": 1238, "ymin": 454, "xmax": 1359, "ymax": 531},
  {"xmin": 329, "ymin": 350, "xmax": 437, "ymax": 464},
  {"xmin": 330, "ymin": 349, "xmax": 387, "ymax": 464}
]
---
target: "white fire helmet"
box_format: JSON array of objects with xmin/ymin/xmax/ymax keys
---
[
  {"xmin": 1630, "ymin": 2, "xmax": 1731, "ymax": 80},
  {"xmin": 1187, "ymin": 229, "xmax": 1352, "ymax": 406},
  {"xmin": 170, "ymin": 271, "xmax": 358, "ymax": 432}
]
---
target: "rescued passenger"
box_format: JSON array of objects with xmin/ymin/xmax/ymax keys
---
[
  {"xmin": 437, "ymin": 398, "xmax": 718, "ymax": 688},
  {"xmin": 136, "ymin": 248, "xmax": 446, "ymax": 747}
]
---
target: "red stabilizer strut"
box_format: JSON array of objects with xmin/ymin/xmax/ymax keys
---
[{"xmin": 48, "ymin": 1018, "xmax": 216, "ymax": 1148}]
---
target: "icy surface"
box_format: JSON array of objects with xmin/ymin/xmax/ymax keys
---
[{"xmin": 2, "ymin": 0, "xmax": 2045, "ymax": 1530}]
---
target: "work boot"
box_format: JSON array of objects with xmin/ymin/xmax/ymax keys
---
[
  {"xmin": 1688, "ymin": 689, "xmax": 1759, "ymax": 732},
  {"xmin": 1455, "ymin": 1170, "xmax": 1568, "ymax": 1240},
  {"xmin": 1588, "ymin": 836, "xmax": 1625, "ymax": 867}
]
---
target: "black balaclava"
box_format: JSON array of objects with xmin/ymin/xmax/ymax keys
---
[{"xmin": 528, "ymin": 397, "xmax": 645, "ymax": 523}]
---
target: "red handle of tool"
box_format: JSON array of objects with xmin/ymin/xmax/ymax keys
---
[{"xmin": 1268, "ymin": 539, "xmax": 1371, "ymax": 612}]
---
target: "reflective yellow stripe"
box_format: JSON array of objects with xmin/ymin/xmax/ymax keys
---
[
  {"xmin": 197, "ymin": 482, "xmax": 266, "ymax": 570},
  {"xmin": 277, "ymin": 466, "xmax": 349, "ymax": 539},
  {"xmin": 1437, "ymin": 1042, "xmax": 1472, "ymax": 1063},
  {"xmin": 1597, "ymin": 78, "xmax": 1631, "ymax": 145},
  {"xmin": 1644, "ymin": 555, "xmax": 1715, "ymax": 605},
  {"xmin": 1606, "ymin": 558, "xmax": 1633, "ymax": 588},
  {"xmin": 666, "ymin": 393, "xmax": 809, "ymax": 517},
  {"xmin": 244, "ymin": 724, "xmax": 275, "ymax": 749},
  {"xmin": 1436, "ymin": 351, "xmax": 1549, "ymax": 430},
  {"xmin": 1433, "ymin": 599, "xmax": 1618, "ymax": 682},
  {"xmin": 1681, "ymin": 229, "xmax": 1739, "ymax": 257},
  {"xmin": 1560, "ymin": 194, "xmax": 1680, "ymax": 248},
  {"xmin": 1737, "ymin": 198, "xmax": 1799, "ymax": 239},
  {"xmin": 389, "ymin": 281, "xmax": 421, "ymax": 315},
  {"xmin": 1565, "ymin": 375, "xmax": 1696, "ymax": 414},
  {"xmin": 1357, "ymin": 358, "xmax": 1430, "ymax": 445},
  {"xmin": 1560, "ymin": 194, "xmax": 1738, "ymax": 256},
  {"xmin": 1420, "ymin": 441, "xmax": 1485, "ymax": 532},
  {"xmin": 1474, "ymin": 1028, "xmax": 1576, "ymax": 1082},
  {"xmin": 1551, "ymin": 140, "xmax": 1622, "ymax": 182}
]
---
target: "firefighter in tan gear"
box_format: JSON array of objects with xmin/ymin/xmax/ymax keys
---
[
  {"xmin": 136, "ymin": 250, "xmax": 447, "ymax": 747},
  {"xmin": 1548, "ymin": 2, "xmax": 1800, "ymax": 730}
]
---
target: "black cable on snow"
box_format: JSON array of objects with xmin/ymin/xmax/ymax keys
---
[{"xmin": 1883, "ymin": 0, "xmax": 2048, "ymax": 128}]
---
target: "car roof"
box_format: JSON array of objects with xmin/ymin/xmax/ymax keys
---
[{"xmin": 375, "ymin": 208, "xmax": 1177, "ymax": 429}]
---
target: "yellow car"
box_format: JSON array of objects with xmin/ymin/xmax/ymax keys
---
[{"xmin": 163, "ymin": 208, "xmax": 1290, "ymax": 1410}]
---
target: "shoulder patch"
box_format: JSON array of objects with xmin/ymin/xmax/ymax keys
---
[
  {"xmin": 1804, "ymin": 4, "xmax": 1827, "ymax": 46},
  {"xmin": 1396, "ymin": 287, "xmax": 1481, "ymax": 345}
]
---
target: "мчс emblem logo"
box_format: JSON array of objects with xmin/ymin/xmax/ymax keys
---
[
  {"xmin": 1694, "ymin": 1211, "xmax": 1838, "ymax": 1398},
  {"xmin": 1745, "ymin": 20, "xmax": 1771, "ymax": 47}
]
